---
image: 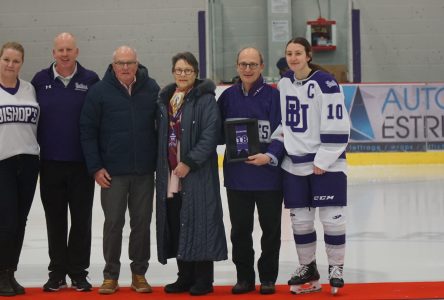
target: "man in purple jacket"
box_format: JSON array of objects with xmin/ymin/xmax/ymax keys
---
[
  {"xmin": 31, "ymin": 32, "xmax": 99, "ymax": 292},
  {"xmin": 218, "ymin": 47, "xmax": 283, "ymax": 295}
]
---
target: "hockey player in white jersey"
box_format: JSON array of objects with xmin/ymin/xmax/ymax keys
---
[{"xmin": 259, "ymin": 37, "xmax": 350, "ymax": 295}]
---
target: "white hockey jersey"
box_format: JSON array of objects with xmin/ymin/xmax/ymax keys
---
[
  {"xmin": 272, "ymin": 70, "xmax": 350, "ymax": 176},
  {"xmin": 0, "ymin": 79, "xmax": 39, "ymax": 160}
]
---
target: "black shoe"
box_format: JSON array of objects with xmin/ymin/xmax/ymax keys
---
[
  {"xmin": 71, "ymin": 277, "xmax": 92, "ymax": 292},
  {"xmin": 231, "ymin": 281, "xmax": 255, "ymax": 294},
  {"xmin": 43, "ymin": 278, "xmax": 67, "ymax": 292},
  {"xmin": 164, "ymin": 278, "xmax": 193, "ymax": 293},
  {"xmin": 189, "ymin": 282, "xmax": 213, "ymax": 296},
  {"xmin": 260, "ymin": 282, "xmax": 275, "ymax": 295},
  {"xmin": 0, "ymin": 270, "xmax": 15, "ymax": 296},
  {"xmin": 7, "ymin": 270, "xmax": 25, "ymax": 295}
]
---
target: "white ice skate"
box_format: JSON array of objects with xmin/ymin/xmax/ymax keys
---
[
  {"xmin": 329, "ymin": 265, "xmax": 344, "ymax": 295},
  {"xmin": 288, "ymin": 261, "xmax": 322, "ymax": 294}
]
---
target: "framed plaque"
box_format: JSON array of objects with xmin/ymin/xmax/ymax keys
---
[{"xmin": 224, "ymin": 118, "xmax": 260, "ymax": 163}]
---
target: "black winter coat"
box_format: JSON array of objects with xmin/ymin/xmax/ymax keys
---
[
  {"xmin": 156, "ymin": 79, "xmax": 228, "ymax": 264},
  {"xmin": 80, "ymin": 64, "xmax": 159, "ymax": 176}
]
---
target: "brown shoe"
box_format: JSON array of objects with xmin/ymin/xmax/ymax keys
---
[
  {"xmin": 131, "ymin": 274, "xmax": 152, "ymax": 293},
  {"xmin": 98, "ymin": 279, "xmax": 118, "ymax": 294}
]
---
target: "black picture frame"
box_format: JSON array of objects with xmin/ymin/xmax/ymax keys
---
[{"xmin": 224, "ymin": 118, "xmax": 260, "ymax": 163}]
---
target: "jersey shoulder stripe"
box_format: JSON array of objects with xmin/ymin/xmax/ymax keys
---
[{"xmin": 310, "ymin": 71, "xmax": 341, "ymax": 94}]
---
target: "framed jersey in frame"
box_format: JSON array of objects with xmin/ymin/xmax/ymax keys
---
[{"xmin": 224, "ymin": 118, "xmax": 260, "ymax": 163}]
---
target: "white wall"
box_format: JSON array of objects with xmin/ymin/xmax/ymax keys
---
[
  {"xmin": 1, "ymin": 0, "xmax": 443, "ymax": 84},
  {"xmin": 353, "ymin": 0, "xmax": 444, "ymax": 82},
  {"xmin": 210, "ymin": 0, "xmax": 268, "ymax": 83},
  {"xmin": 0, "ymin": 0, "xmax": 206, "ymax": 86},
  {"xmin": 213, "ymin": 0, "xmax": 444, "ymax": 83}
]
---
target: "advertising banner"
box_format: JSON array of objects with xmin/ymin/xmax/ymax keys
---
[{"xmin": 344, "ymin": 83, "xmax": 444, "ymax": 152}]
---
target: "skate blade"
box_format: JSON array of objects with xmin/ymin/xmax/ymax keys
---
[
  {"xmin": 290, "ymin": 281, "xmax": 322, "ymax": 294},
  {"xmin": 331, "ymin": 286, "xmax": 342, "ymax": 295}
]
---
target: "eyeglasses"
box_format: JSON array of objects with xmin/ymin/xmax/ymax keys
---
[
  {"xmin": 113, "ymin": 61, "xmax": 137, "ymax": 67},
  {"xmin": 238, "ymin": 62, "xmax": 259, "ymax": 70},
  {"xmin": 174, "ymin": 68, "xmax": 195, "ymax": 75}
]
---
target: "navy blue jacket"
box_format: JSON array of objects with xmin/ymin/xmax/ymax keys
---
[
  {"xmin": 156, "ymin": 79, "xmax": 227, "ymax": 264},
  {"xmin": 218, "ymin": 77, "xmax": 282, "ymax": 191},
  {"xmin": 31, "ymin": 63, "xmax": 99, "ymax": 161},
  {"xmin": 80, "ymin": 64, "xmax": 160, "ymax": 176}
]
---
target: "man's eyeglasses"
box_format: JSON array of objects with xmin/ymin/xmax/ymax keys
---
[
  {"xmin": 114, "ymin": 61, "xmax": 137, "ymax": 67},
  {"xmin": 238, "ymin": 62, "xmax": 259, "ymax": 70},
  {"xmin": 174, "ymin": 68, "xmax": 195, "ymax": 75}
]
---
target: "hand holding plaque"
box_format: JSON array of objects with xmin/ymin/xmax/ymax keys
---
[{"xmin": 224, "ymin": 118, "xmax": 260, "ymax": 163}]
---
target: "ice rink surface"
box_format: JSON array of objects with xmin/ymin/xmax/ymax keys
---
[{"xmin": 17, "ymin": 164, "xmax": 444, "ymax": 287}]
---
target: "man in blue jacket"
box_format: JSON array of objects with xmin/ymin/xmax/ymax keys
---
[
  {"xmin": 32, "ymin": 32, "xmax": 99, "ymax": 292},
  {"xmin": 80, "ymin": 46, "xmax": 159, "ymax": 294}
]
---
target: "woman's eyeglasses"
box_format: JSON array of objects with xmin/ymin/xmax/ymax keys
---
[{"xmin": 174, "ymin": 68, "xmax": 195, "ymax": 75}]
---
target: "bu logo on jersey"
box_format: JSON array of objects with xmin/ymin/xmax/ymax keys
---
[{"xmin": 286, "ymin": 95, "xmax": 308, "ymax": 132}]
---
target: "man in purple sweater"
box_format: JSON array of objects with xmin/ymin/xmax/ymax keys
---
[
  {"xmin": 218, "ymin": 47, "xmax": 283, "ymax": 295},
  {"xmin": 31, "ymin": 32, "xmax": 99, "ymax": 292}
]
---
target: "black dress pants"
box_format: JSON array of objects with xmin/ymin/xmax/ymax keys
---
[
  {"xmin": 39, "ymin": 161, "xmax": 94, "ymax": 280},
  {"xmin": 167, "ymin": 193, "xmax": 214, "ymax": 285},
  {"xmin": 0, "ymin": 155, "xmax": 39, "ymax": 270},
  {"xmin": 227, "ymin": 189, "xmax": 283, "ymax": 284}
]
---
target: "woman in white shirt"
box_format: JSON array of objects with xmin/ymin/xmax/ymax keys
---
[{"xmin": 0, "ymin": 42, "xmax": 39, "ymax": 296}]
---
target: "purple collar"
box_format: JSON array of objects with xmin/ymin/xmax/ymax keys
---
[
  {"xmin": 0, "ymin": 79, "xmax": 20, "ymax": 95},
  {"xmin": 238, "ymin": 75, "xmax": 265, "ymax": 97}
]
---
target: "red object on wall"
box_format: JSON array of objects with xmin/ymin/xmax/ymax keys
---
[{"xmin": 306, "ymin": 18, "xmax": 337, "ymax": 51}]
